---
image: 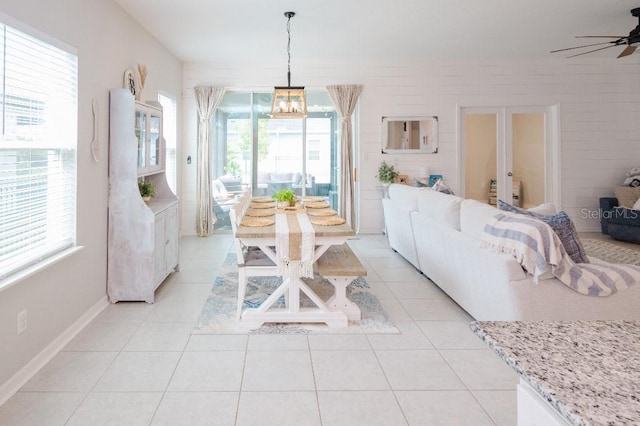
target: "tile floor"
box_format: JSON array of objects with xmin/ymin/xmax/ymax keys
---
[{"xmin": 0, "ymin": 234, "xmax": 519, "ymax": 426}]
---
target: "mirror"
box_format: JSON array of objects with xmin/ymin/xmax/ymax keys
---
[{"xmin": 382, "ymin": 116, "xmax": 438, "ymax": 154}]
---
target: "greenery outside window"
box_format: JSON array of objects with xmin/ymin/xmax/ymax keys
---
[{"xmin": 213, "ymin": 91, "xmax": 338, "ymax": 229}]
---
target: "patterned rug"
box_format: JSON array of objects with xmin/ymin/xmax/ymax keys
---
[
  {"xmin": 582, "ymin": 238, "xmax": 640, "ymax": 266},
  {"xmin": 193, "ymin": 254, "xmax": 399, "ymax": 334}
]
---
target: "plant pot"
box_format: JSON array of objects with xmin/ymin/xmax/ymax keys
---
[{"xmin": 142, "ymin": 196, "xmax": 151, "ymax": 203}]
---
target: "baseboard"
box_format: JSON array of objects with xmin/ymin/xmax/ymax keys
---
[{"xmin": 0, "ymin": 295, "xmax": 109, "ymax": 406}]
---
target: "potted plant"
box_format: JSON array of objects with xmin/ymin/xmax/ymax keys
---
[
  {"xmin": 138, "ymin": 180, "xmax": 156, "ymax": 202},
  {"xmin": 272, "ymin": 188, "xmax": 296, "ymax": 207},
  {"xmin": 376, "ymin": 161, "xmax": 399, "ymax": 185}
]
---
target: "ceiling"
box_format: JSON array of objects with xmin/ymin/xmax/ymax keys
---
[{"xmin": 114, "ymin": 0, "xmax": 640, "ymax": 64}]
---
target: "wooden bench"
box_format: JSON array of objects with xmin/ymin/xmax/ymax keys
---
[{"xmin": 315, "ymin": 243, "xmax": 367, "ymax": 321}]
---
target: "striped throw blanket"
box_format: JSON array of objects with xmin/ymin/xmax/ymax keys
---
[
  {"xmin": 481, "ymin": 213, "xmax": 640, "ymax": 296},
  {"xmin": 275, "ymin": 212, "xmax": 315, "ymax": 278}
]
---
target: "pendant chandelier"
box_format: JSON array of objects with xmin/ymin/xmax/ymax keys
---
[{"xmin": 271, "ymin": 11, "xmax": 307, "ymax": 119}]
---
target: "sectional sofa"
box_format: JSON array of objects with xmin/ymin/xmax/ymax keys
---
[{"xmin": 382, "ymin": 184, "xmax": 640, "ymax": 320}]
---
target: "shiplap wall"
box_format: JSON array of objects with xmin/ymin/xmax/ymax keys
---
[{"xmin": 183, "ymin": 57, "xmax": 640, "ymax": 235}]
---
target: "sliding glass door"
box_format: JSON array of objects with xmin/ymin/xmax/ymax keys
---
[{"xmin": 214, "ymin": 91, "xmax": 337, "ymax": 229}]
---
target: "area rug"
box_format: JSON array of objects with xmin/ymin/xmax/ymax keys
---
[
  {"xmin": 582, "ymin": 238, "xmax": 640, "ymax": 266},
  {"xmin": 193, "ymin": 254, "xmax": 399, "ymax": 335}
]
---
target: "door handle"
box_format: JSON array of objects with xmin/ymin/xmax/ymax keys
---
[{"xmin": 507, "ymin": 172, "xmax": 513, "ymax": 177}]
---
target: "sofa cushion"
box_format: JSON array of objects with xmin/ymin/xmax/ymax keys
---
[
  {"xmin": 292, "ymin": 172, "xmax": 302, "ymax": 185},
  {"xmin": 417, "ymin": 190, "xmax": 464, "ymax": 230},
  {"xmin": 270, "ymin": 172, "xmax": 293, "ymax": 182},
  {"xmin": 388, "ymin": 184, "xmax": 424, "ymax": 211},
  {"xmin": 614, "ymin": 186, "xmax": 640, "ymax": 208},
  {"xmin": 257, "ymin": 171, "xmax": 271, "ymax": 184},
  {"xmin": 498, "ymin": 200, "xmax": 589, "ymax": 264},
  {"xmin": 460, "ymin": 199, "xmax": 504, "ymax": 240}
]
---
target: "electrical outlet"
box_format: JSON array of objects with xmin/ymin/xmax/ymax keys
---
[{"xmin": 17, "ymin": 309, "xmax": 27, "ymax": 335}]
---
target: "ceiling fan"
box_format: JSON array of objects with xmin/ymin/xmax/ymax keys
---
[{"xmin": 551, "ymin": 7, "xmax": 640, "ymax": 58}]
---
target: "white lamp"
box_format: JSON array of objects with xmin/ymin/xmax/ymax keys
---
[{"xmin": 418, "ymin": 166, "xmax": 429, "ymax": 186}]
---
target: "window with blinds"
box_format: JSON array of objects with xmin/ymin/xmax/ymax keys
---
[{"xmin": 0, "ymin": 19, "xmax": 78, "ymax": 281}]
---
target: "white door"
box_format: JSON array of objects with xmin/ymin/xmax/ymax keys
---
[{"xmin": 458, "ymin": 105, "xmax": 560, "ymax": 208}]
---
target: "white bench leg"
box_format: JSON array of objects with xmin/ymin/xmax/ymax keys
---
[
  {"xmin": 325, "ymin": 277, "xmax": 362, "ymax": 321},
  {"xmin": 237, "ymin": 268, "xmax": 247, "ymax": 320}
]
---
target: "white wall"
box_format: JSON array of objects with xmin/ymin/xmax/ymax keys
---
[
  {"xmin": 0, "ymin": 0, "xmax": 182, "ymax": 389},
  {"xmin": 184, "ymin": 57, "xmax": 640, "ymax": 234}
]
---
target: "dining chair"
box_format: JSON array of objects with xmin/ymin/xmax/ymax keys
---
[{"xmin": 230, "ymin": 203, "xmax": 277, "ymax": 319}]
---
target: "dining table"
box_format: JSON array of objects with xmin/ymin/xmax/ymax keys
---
[{"xmin": 235, "ymin": 201, "xmax": 356, "ymax": 328}]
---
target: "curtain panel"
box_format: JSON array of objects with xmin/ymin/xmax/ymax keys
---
[
  {"xmin": 194, "ymin": 86, "xmax": 225, "ymax": 236},
  {"xmin": 326, "ymin": 84, "xmax": 362, "ymax": 229}
]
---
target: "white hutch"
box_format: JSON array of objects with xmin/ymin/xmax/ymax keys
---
[{"xmin": 108, "ymin": 88, "xmax": 179, "ymax": 303}]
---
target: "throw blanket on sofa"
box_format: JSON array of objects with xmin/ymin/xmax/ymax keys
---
[{"xmin": 481, "ymin": 213, "xmax": 640, "ymax": 296}]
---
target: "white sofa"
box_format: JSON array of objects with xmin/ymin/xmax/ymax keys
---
[{"xmin": 382, "ymin": 184, "xmax": 640, "ymax": 320}]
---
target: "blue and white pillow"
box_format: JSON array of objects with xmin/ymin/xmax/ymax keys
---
[{"xmin": 498, "ymin": 200, "xmax": 589, "ymax": 264}]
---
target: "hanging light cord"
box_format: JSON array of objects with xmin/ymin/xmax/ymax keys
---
[{"xmin": 286, "ymin": 13, "xmax": 292, "ymax": 87}]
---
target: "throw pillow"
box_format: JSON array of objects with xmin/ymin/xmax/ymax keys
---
[
  {"xmin": 633, "ymin": 198, "xmax": 640, "ymax": 211},
  {"xmin": 614, "ymin": 186, "xmax": 640, "ymax": 208},
  {"xmin": 527, "ymin": 203, "xmax": 557, "ymax": 216},
  {"xmin": 432, "ymin": 179, "xmax": 454, "ymax": 195},
  {"xmin": 498, "ymin": 200, "xmax": 589, "ymax": 264}
]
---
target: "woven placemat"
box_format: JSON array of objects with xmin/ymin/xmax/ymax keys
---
[
  {"xmin": 277, "ymin": 206, "xmax": 306, "ymax": 214},
  {"xmin": 251, "ymin": 197, "xmax": 273, "ymax": 203},
  {"xmin": 240, "ymin": 217, "xmax": 275, "ymax": 227},
  {"xmin": 245, "ymin": 209, "xmax": 274, "ymax": 217},
  {"xmin": 250, "ymin": 202, "xmax": 276, "ymax": 209},
  {"xmin": 305, "ymin": 201, "xmax": 330, "ymax": 209},
  {"xmin": 307, "ymin": 209, "xmax": 337, "ymax": 217},
  {"xmin": 310, "ymin": 216, "xmax": 346, "ymax": 226},
  {"xmin": 301, "ymin": 196, "xmax": 325, "ymax": 202}
]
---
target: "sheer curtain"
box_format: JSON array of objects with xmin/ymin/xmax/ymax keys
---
[
  {"xmin": 194, "ymin": 86, "xmax": 225, "ymax": 236},
  {"xmin": 327, "ymin": 85, "xmax": 362, "ymax": 228}
]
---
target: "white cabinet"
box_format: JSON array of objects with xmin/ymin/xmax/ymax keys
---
[
  {"xmin": 108, "ymin": 89, "xmax": 179, "ymax": 303},
  {"xmin": 517, "ymin": 379, "xmax": 571, "ymax": 426},
  {"xmin": 153, "ymin": 203, "xmax": 179, "ymax": 285}
]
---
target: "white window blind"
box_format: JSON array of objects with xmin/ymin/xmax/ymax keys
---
[
  {"xmin": 158, "ymin": 93, "xmax": 177, "ymax": 193},
  {"xmin": 0, "ymin": 21, "xmax": 78, "ymax": 280}
]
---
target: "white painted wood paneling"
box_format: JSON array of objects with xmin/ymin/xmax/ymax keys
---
[{"xmin": 183, "ymin": 56, "xmax": 640, "ymax": 234}]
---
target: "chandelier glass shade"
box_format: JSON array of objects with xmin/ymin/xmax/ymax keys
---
[{"xmin": 271, "ymin": 11, "xmax": 307, "ymax": 118}]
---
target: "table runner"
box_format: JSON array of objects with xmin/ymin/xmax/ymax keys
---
[{"xmin": 275, "ymin": 212, "xmax": 315, "ymax": 278}]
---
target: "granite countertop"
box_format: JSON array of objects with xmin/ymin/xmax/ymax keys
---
[{"xmin": 470, "ymin": 321, "xmax": 640, "ymax": 426}]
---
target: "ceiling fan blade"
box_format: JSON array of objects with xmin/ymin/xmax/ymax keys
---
[
  {"xmin": 566, "ymin": 44, "xmax": 618, "ymax": 58},
  {"xmin": 575, "ymin": 36, "xmax": 626, "ymax": 39},
  {"xmin": 550, "ymin": 41, "xmax": 615, "ymax": 53},
  {"xmin": 617, "ymin": 45, "xmax": 637, "ymax": 58}
]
